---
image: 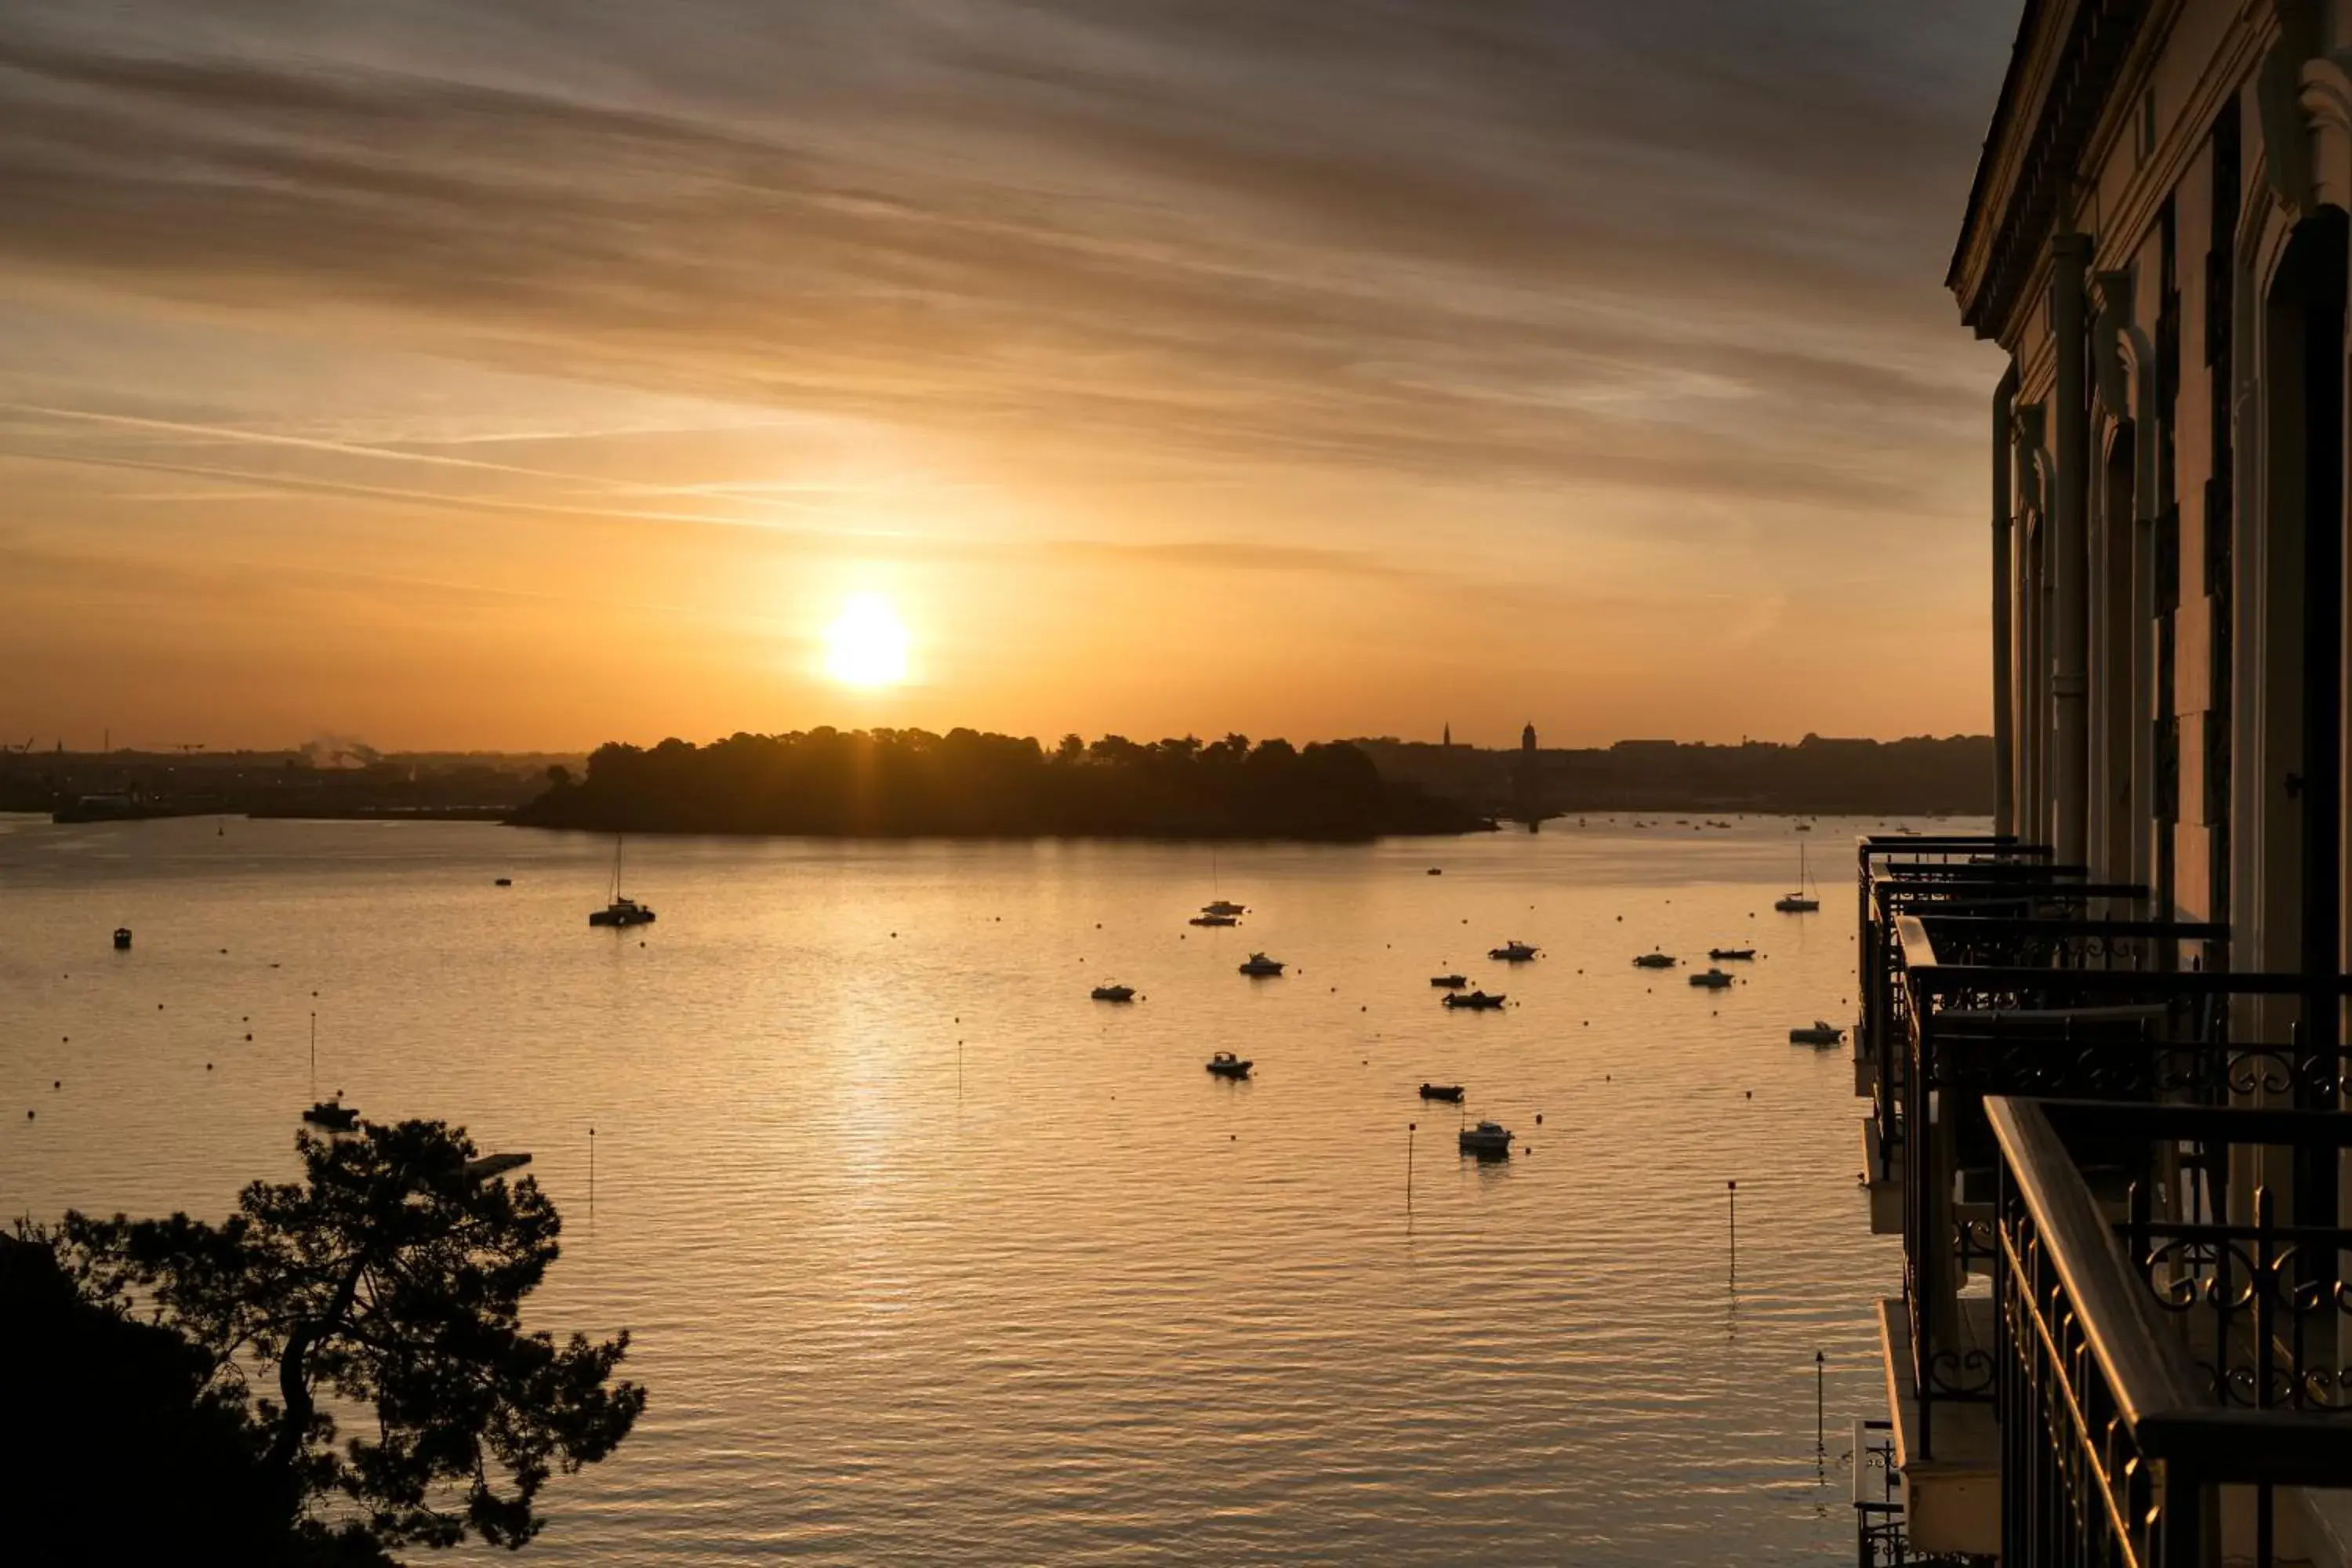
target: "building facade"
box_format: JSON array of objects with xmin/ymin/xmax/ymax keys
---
[
  {"xmin": 1959, "ymin": 0, "xmax": 2350, "ymax": 978},
  {"xmin": 1847, "ymin": 3, "xmax": 2352, "ymax": 1562}
]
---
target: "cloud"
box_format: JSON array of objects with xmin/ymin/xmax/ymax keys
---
[{"xmin": 0, "ymin": 3, "xmax": 2015, "ymax": 522}]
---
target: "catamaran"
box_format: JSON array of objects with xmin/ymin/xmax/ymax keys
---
[{"xmin": 589, "ymin": 836, "xmax": 657, "ymax": 927}]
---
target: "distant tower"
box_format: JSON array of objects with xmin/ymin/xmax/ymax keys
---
[
  {"xmin": 1516, "ymin": 723, "xmax": 1541, "ymax": 829},
  {"xmin": 1443, "ymin": 723, "xmax": 1452, "ymax": 748}
]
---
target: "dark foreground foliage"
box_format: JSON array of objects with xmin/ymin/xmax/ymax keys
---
[
  {"xmin": 511, "ymin": 729, "xmax": 1490, "ymax": 839},
  {"xmin": 7, "ymin": 1120, "xmax": 643, "ymax": 1562}
]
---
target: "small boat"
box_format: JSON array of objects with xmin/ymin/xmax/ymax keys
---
[
  {"xmin": 1795, "ymin": 822, "xmax": 1814, "ymax": 831},
  {"xmin": 1201, "ymin": 899, "xmax": 1247, "ymax": 916},
  {"xmin": 302, "ymin": 1098, "xmax": 360, "ymax": 1131},
  {"xmin": 1773, "ymin": 840, "xmax": 1820, "ymax": 912},
  {"xmin": 1443, "ymin": 989, "xmax": 1506, "ymax": 1010},
  {"xmin": 1426, "ymin": 867, "xmax": 1443, "ymax": 876},
  {"xmin": 1418, "ymin": 1082, "xmax": 1465, "ymax": 1102},
  {"xmin": 1489, "ymin": 941, "xmax": 1539, "ymax": 962},
  {"xmin": 1790, "ymin": 1020, "xmax": 1845, "ymax": 1047},
  {"xmin": 589, "ymin": 836, "xmax": 656, "ymax": 927},
  {"xmin": 1206, "ymin": 1051, "xmax": 1253, "ymax": 1079},
  {"xmin": 1459, "ymin": 1120, "xmax": 1512, "ymax": 1156},
  {"xmin": 1238, "ymin": 953, "xmax": 1285, "ymax": 976},
  {"xmin": 1091, "ymin": 983, "xmax": 1136, "ymax": 1003},
  {"xmin": 1632, "ymin": 952, "xmax": 1676, "ymax": 969},
  {"xmin": 1689, "ymin": 967, "xmax": 1734, "ymax": 989},
  {"xmin": 494, "ymin": 877, "xmax": 513, "ymax": 887},
  {"xmin": 1708, "ymin": 948, "xmax": 1755, "ymax": 960},
  {"xmin": 1189, "ymin": 913, "xmax": 1239, "ymax": 927},
  {"xmin": 1429, "ymin": 974, "xmax": 1468, "ymax": 989},
  {"xmin": 111, "ymin": 927, "xmax": 132, "ymax": 950}
]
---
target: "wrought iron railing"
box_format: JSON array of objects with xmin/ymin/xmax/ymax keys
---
[
  {"xmin": 1989, "ymin": 1098, "xmax": 2352, "ymax": 1568},
  {"xmin": 1899, "ymin": 958, "xmax": 2352, "ymax": 1457}
]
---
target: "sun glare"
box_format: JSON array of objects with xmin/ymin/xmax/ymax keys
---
[{"xmin": 822, "ymin": 593, "xmax": 911, "ymax": 688}]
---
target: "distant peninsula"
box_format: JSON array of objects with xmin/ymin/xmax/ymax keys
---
[
  {"xmin": 510, "ymin": 730, "xmax": 1491, "ymax": 840},
  {"xmin": 1353, "ymin": 731, "xmax": 1994, "ymax": 819}
]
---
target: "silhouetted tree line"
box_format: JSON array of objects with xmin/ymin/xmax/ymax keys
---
[{"xmin": 511, "ymin": 729, "xmax": 1490, "ymax": 839}]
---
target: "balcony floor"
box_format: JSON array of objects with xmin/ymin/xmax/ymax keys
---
[{"xmin": 1877, "ymin": 1296, "xmax": 1998, "ymax": 1559}]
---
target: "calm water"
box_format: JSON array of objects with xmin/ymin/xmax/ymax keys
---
[{"xmin": 0, "ymin": 814, "xmax": 1935, "ymax": 1564}]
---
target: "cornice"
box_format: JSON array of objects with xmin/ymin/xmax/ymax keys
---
[{"xmin": 1951, "ymin": 0, "xmax": 2157, "ymax": 339}]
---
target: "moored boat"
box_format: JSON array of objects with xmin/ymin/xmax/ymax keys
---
[
  {"xmin": 1428, "ymin": 974, "xmax": 1468, "ymax": 988},
  {"xmin": 1632, "ymin": 952, "xmax": 1676, "ymax": 969},
  {"xmin": 1418, "ymin": 1083, "xmax": 1465, "ymax": 1102},
  {"xmin": 589, "ymin": 835, "xmax": 655, "ymax": 927},
  {"xmin": 1206, "ymin": 1051, "xmax": 1253, "ymax": 1079},
  {"xmin": 1442, "ymin": 989, "xmax": 1506, "ymax": 1010},
  {"xmin": 1458, "ymin": 1120, "xmax": 1512, "ymax": 1156},
  {"xmin": 1189, "ymin": 913, "xmax": 1239, "ymax": 927},
  {"xmin": 1488, "ymin": 940, "xmax": 1539, "ymax": 961},
  {"xmin": 1689, "ymin": 967, "xmax": 1733, "ymax": 989},
  {"xmin": 1708, "ymin": 947, "xmax": 1755, "ymax": 960},
  {"xmin": 303, "ymin": 1098, "xmax": 359, "ymax": 1131},
  {"xmin": 112, "ymin": 927, "xmax": 132, "ymax": 950},
  {"xmin": 1238, "ymin": 953, "xmax": 1284, "ymax": 976},
  {"xmin": 1091, "ymin": 983, "xmax": 1136, "ymax": 1002},
  {"xmin": 1789, "ymin": 1020, "xmax": 1844, "ymax": 1047}
]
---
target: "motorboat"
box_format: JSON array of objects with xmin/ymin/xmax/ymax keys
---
[
  {"xmin": 1443, "ymin": 990, "xmax": 1506, "ymax": 1010},
  {"xmin": 1238, "ymin": 953, "xmax": 1285, "ymax": 976},
  {"xmin": 302, "ymin": 1098, "xmax": 360, "ymax": 1131},
  {"xmin": 1090, "ymin": 984, "xmax": 1136, "ymax": 1003},
  {"xmin": 1458, "ymin": 1120, "xmax": 1512, "ymax": 1157},
  {"xmin": 1426, "ymin": 867, "xmax": 1443, "ymax": 876},
  {"xmin": 111, "ymin": 927, "xmax": 132, "ymax": 950},
  {"xmin": 1201, "ymin": 900, "xmax": 1247, "ymax": 917},
  {"xmin": 1189, "ymin": 913, "xmax": 1239, "ymax": 927},
  {"xmin": 1488, "ymin": 941, "xmax": 1539, "ymax": 962},
  {"xmin": 494, "ymin": 877, "xmax": 513, "ymax": 887},
  {"xmin": 1632, "ymin": 952, "xmax": 1677, "ymax": 969},
  {"xmin": 1419, "ymin": 1083, "xmax": 1465, "ymax": 1102},
  {"xmin": 589, "ymin": 836, "xmax": 655, "ymax": 927},
  {"xmin": 1708, "ymin": 947, "xmax": 1755, "ymax": 960},
  {"xmin": 1795, "ymin": 822, "xmax": 1814, "ymax": 831},
  {"xmin": 1206, "ymin": 1052, "xmax": 1253, "ymax": 1079},
  {"xmin": 1689, "ymin": 967, "xmax": 1734, "ymax": 989},
  {"xmin": 1789, "ymin": 1020, "xmax": 1845, "ymax": 1047},
  {"xmin": 1774, "ymin": 838, "xmax": 1820, "ymax": 913},
  {"xmin": 1429, "ymin": 974, "xmax": 1468, "ymax": 988}
]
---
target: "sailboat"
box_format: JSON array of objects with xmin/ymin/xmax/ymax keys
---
[
  {"xmin": 1197, "ymin": 848, "xmax": 1246, "ymax": 919},
  {"xmin": 589, "ymin": 835, "xmax": 657, "ymax": 927},
  {"xmin": 1774, "ymin": 836, "xmax": 1820, "ymax": 913}
]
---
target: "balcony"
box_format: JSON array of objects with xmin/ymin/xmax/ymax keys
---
[
  {"xmin": 1844, "ymin": 834, "xmax": 2352, "ymax": 1561},
  {"xmin": 1988, "ymin": 1098, "xmax": 2352, "ymax": 1566}
]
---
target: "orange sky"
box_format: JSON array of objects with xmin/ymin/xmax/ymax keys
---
[{"xmin": 0, "ymin": 4, "xmax": 2016, "ymax": 752}]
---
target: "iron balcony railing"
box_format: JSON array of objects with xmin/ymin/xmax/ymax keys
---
[
  {"xmin": 1988, "ymin": 1098, "xmax": 2352, "ymax": 1568},
  {"xmin": 1900, "ymin": 960, "xmax": 2352, "ymax": 1457}
]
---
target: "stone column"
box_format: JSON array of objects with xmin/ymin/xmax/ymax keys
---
[
  {"xmin": 2051, "ymin": 233, "xmax": 2093, "ymax": 864},
  {"xmin": 1994, "ymin": 365, "xmax": 2018, "ymax": 837}
]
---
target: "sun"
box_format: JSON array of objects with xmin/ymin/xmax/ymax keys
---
[{"xmin": 822, "ymin": 593, "xmax": 910, "ymax": 688}]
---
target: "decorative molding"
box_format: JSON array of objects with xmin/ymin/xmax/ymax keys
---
[
  {"xmin": 2014, "ymin": 401, "xmax": 2053, "ymax": 524},
  {"xmin": 2256, "ymin": 0, "xmax": 2325, "ymax": 214},
  {"xmin": 2091, "ymin": 267, "xmax": 2151, "ymax": 416},
  {"xmin": 2296, "ymin": 51, "xmax": 2352, "ymax": 212}
]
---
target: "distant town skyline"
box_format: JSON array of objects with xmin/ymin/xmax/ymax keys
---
[{"xmin": 0, "ymin": 3, "xmax": 2017, "ymax": 751}]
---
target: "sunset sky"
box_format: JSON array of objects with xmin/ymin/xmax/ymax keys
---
[{"xmin": 0, "ymin": 2, "xmax": 2017, "ymax": 753}]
